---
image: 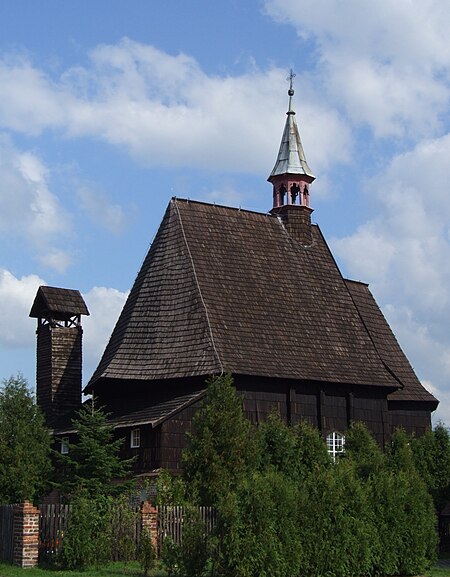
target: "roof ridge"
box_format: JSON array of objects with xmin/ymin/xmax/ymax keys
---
[
  {"xmin": 173, "ymin": 198, "xmax": 224, "ymax": 375},
  {"xmin": 172, "ymin": 196, "xmax": 274, "ymax": 218}
]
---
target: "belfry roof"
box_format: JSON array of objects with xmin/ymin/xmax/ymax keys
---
[
  {"xmin": 30, "ymin": 285, "xmax": 89, "ymax": 320},
  {"xmin": 268, "ymin": 89, "xmax": 315, "ymax": 180},
  {"xmin": 86, "ymin": 198, "xmax": 436, "ymax": 408}
]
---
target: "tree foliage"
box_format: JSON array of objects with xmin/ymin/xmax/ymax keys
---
[
  {"xmin": 0, "ymin": 374, "xmax": 52, "ymax": 504},
  {"xmin": 58, "ymin": 489, "xmax": 112, "ymax": 569},
  {"xmin": 182, "ymin": 374, "xmax": 258, "ymax": 506},
  {"xmin": 174, "ymin": 376, "xmax": 439, "ymax": 577},
  {"xmin": 58, "ymin": 397, "xmax": 133, "ymax": 499},
  {"xmin": 412, "ymin": 422, "xmax": 450, "ymax": 512},
  {"xmin": 257, "ymin": 414, "xmax": 330, "ymax": 482}
]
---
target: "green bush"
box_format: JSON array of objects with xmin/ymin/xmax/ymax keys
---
[
  {"xmin": 387, "ymin": 430, "xmax": 438, "ymax": 575},
  {"xmin": 297, "ymin": 460, "xmax": 377, "ymax": 577},
  {"xmin": 182, "ymin": 374, "xmax": 257, "ymax": 507},
  {"xmin": 215, "ymin": 470, "xmax": 302, "ymax": 577},
  {"xmin": 58, "ymin": 490, "xmax": 112, "ymax": 570},
  {"xmin": 160, "ymin": 536, "xmax": 181, "ymax": 576},
  {"xmin": 179, "ymin": 507, "xmax": 210, "ymax": 577},
  {"xmin": 180, "ymin": 378, "xmax": 438, "ymax": 577},
  {"xmin": 138, "ymin": 528, "xmax": 156, "ymax": 576},
  {"xmin": 110, "ymin": 495, "xmax": 139, "ymax": 561}
]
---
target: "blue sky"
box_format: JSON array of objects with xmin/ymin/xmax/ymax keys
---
[{"xmin": 1, "ymin": 0, "xmax": 450, "ymax": 422}]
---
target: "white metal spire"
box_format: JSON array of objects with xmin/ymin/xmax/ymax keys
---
[{"xmin": 268, "ymin": 72, "xmax": 315, "ymax": 180}]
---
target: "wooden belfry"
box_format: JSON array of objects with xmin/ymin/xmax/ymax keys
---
[{"xmin": 29, "ymin": 286, "xmax": 89, "ymax": 427}]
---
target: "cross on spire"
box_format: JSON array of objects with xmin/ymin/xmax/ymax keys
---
[{"xmin": 287, "ymin": 69, "xmax": 296, "ymax": 94}]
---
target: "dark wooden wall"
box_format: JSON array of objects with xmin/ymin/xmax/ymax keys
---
[
  {"xmin": 112, "ymin": 376, "xmax": 434, "ymax": 475},
  {"xmin": 388, "ymin": 402, "xmax": 432, "ymax": 437}
]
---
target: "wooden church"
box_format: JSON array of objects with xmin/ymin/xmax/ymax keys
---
[{"xmin": 30, "ymin": 82, "xmax": 438, "ymax": 477}]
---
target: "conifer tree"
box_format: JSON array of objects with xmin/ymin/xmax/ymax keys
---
[
  {"xmin": 182, "ymin": 374, "xmax": 257, "ymax": 506},
  {"xmin": 412, "ymin": 422, "xmax": 450, "ymax": 512},
  {"xmin": 0, "ymin": 374, "xmax": 52, "ymax": 503},
  {"xmin": 58, "ymin": 397, "xmax": 133, "ymax": 499}
]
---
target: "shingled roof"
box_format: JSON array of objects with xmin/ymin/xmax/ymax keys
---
[
  {"xmin": 55, "ymin": 389, "xmax": 206, "ymax": 435},
  {"xmin": 86, "ymin": 198, "xmax": 432, "ymax": 396},
  {"xmin": 30, "ymin": 285, "xmax": 89, "ymax": 321},
  {"xmin": 345, "ymin": 279, "xmax": 437, "ymax": 405}
]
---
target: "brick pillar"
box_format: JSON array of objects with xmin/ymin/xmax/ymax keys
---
[
  {"xmin": 141, "ymin": 501, "xmax": 158, "ymax": 550},
  {"xmin": 13, "ymin": 501, "xmax": 40, "ymax": 568}
]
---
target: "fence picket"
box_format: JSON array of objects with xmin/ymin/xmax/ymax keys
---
[
  {"xmin": 39, "ymin": 503, "xmax": 70, "ymax": 561},
  {"xmin": 157, "ymin": 505, "xmax": 216, "ymax": 552},
  {"xmin": 0, "ymin": 505, "xmax": 14, "ymax": 563}
]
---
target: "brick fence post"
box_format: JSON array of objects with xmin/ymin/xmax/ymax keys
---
[
  {"xmin": 141, "ymin": 501, "xmax": 158, "ymax": 551},
  {"xmin": 13, "ymin": 501, "xmax": 40, "ymax": 568}
]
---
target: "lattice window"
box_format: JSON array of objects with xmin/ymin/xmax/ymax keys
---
[{"xmin": 326, "ymin": 431, "xmax": 345, "ymax": 461}]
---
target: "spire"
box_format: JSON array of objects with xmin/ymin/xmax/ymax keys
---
[{"xmin": 268, "ymin": 71, "xmax": 315, "ymax": 210}]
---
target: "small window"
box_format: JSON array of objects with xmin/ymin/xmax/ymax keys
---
[
  {"xmin": 326, "ymin": 431, "xmax": 345, "ymax": 461},
  {"xmin": 61, "ymin": 438, "xmax": 69, "ymax": 455},
  {"xmin": 131, "ymin": 428, "xmax": 141, "ymax": 448}
]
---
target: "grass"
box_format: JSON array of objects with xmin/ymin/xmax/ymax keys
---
[
  {"xmin": 0, "ymin": 561, "xmax": 165, "ymax": 577},
  {"xmin": 0, "ymin": 561, "xmax": 449, "ymax": 577}
]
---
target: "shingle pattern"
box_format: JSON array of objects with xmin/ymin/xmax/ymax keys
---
[
  {"xmin": 89, "ymin": 199, "xmax": 411, "ymax": 391},
  {"xmin": 29, "ymin": 286, "xmax": 89, "ymax": 319},
  {"xmin": 87, "ymin": 203, "xmax": 221, "ymax": 389},
  {"xmin": 109, "ymin": 389, "xmax": 206, "ymax": 429},
  {"xmin": 345, "ymin": 279, "xmax": 438, "ymax": 405}
]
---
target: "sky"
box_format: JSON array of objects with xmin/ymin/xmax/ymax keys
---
[{"xmin": 1, "ymin": 0, "xmax": 450, "ymax": 423}]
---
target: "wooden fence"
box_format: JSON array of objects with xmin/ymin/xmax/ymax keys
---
[
  {"xmin": 39, "ymin": 504, "xmax": 70, "ymax": 561},
  {"xmin": 0, "ymin": 503, "xmax": 216, "ymax": 565},
  {"xmin": 0, "ymin": 505, "xmax": 14, "ymax": 563},
  {"xmin": 157, "ymin": 505, "xmax": 216, "ymax": 550}
]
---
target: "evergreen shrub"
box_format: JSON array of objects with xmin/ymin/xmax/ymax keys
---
[
  {"xmin": 160, "ymin": 536, "xmax": 181, "ymax": 576},
  {"xmin": 58, "ymin": 490, "xmax": 112, "ymax": 570},
  {"xmin": 178, "ymin": 506, "xmax": 210, "ymax": 577},
  {"xmin": 138, "ymin": 528, "xmax": 156, "ymax": 576}
]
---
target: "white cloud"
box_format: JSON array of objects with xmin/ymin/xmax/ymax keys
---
[
  {"xmin": 0, "ymin": 40, "xmax": 352, "ymax": 176},
  {"xmin": 0, "ymin": 54, "xmax": 70, "ymax": 134},
  {"xmin": 82, "ymin": 286, "xmax": 128, "ymax": 382},
  {"xmin": 0, "ymin": 134, "xmax": 72, "ymax": 272},
  {"xmin": 264, "ymin": 0, "xmax": 450, "ymax": 138},
  {"xmin": 0, "ymin": 269, "xmax": 45, "ymax": 348}
]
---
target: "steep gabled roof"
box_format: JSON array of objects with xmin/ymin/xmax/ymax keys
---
[
  {"xmin": 345, "ymin": 279, "xmax": 438, "ymax": 406},
  {"xmin": 30, "ymin": 286, "xmax": 89, "ymax": 320},
  {"xmin": 86, "ymin": 201, "xmax": 222, "ymax": 392},
  {"xmin": 87, "ymin": 198, "xmax": 408, "ymax": 392}
]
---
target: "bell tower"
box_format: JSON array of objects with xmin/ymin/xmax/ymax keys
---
[
  {"xmin": 29, "ymin": 286, "xmax": 89, "ymax": 426},
  {"xmin": 269, "ymin": 71, "xmax": 315, "ymax": 244}
]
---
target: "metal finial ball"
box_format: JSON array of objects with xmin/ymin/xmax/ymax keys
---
[{"xmin": 288, "ymin": 88, "xmax": 294, "ymax": 96}]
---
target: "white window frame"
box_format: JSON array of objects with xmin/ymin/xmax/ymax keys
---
[
  {"xmin": 131, "ymin": 428, "xmax": 141, "ymax": 449},
  {"xmin": 326, "ymin": 431, "xmax": 345, "ymax": 461},
  {"xmin": 61, "ymin": 437, "xmax": 69, "ymax": 455}
]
